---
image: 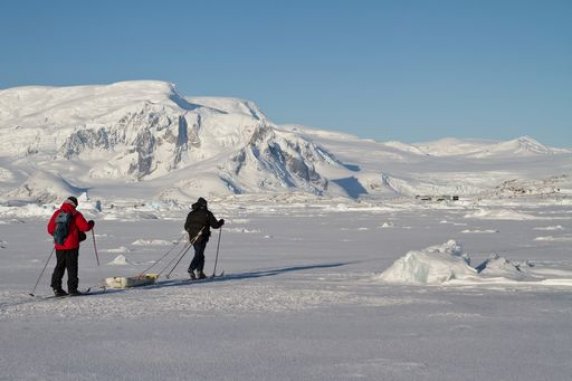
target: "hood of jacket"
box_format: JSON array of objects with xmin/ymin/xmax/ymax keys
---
[{"xmin": 59, "ymin": 200, "xmax": 77, "ymax": 214}]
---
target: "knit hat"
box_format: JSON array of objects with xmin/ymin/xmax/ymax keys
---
[{"xmin": 67, "ymin": 196, "xmax": 78, "ymax": 207}]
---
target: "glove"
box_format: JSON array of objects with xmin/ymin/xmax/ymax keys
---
[
  {"xmin": 88, "ymin": 220, "xmax": 95, "ymax": 229},
  {"xmin": 79, "ymin": 232, "xmax": 87, "ymax": 242},
  {"xmin": 219, "ymin": 219, "xmax": 225, "ymax": 226}
]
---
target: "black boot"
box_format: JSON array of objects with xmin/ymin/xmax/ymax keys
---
[
  {"xmin": 53, "ymin": 288, "xmax": 68, "ymax": 297},
  {"xmin": 68, "ymin": 289, "xmax": 83, "ymax": 296},
  {"xmin": 198, "ymin": 272, "xmax": 207, "ymax": 279}
]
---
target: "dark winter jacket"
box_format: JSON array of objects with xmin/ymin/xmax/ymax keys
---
[
  {"xmin": 184, "ymin": 202, "xmax": 223, "ymax": 243},
  {"xmin": 47, "ymin": 200, "xmax": 93, "ymax": 250}
]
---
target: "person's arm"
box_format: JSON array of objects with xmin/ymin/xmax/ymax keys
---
[
  {"xmin": 75, "ymin": 212, "xmax": 94, "ymax": 232},
  {"xmin": 184, "ymin": 213, "xmax": 192, "ymax": 232},
  {"xmin": 208, "ymin": 212, "xmax": 224, "ymax": 229},
  {"xmin": 47, "ymin": 211, "xmax": 57, "ymax": 235}
]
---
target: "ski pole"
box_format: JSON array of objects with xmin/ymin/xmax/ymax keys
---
[
  {"xmin": 91, "ymin": 229, "xmax": 100, "ymax": 266},
  {"xmin": 211, "ymin": 227, "xmax": 223, "ymax": 278},
  {"xmin": 157, "ymin": 241, "xmax": 192, "ymax": 277},
  {"xmin": 139, "ymin": 232, "xmax": 186, "ymax": 276},
  {"xmin": 29, "ymin": 248, "xmax": 55, "ymax": 296},
  {"xmin": 165, "ymin": 227, "xmax": 204, "ymax": 279},
  {"xmin": 165, "ymin": 243, "xmax": 193, "ymax": 279}
]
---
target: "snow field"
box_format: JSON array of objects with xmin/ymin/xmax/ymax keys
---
[{"xmin": 1, "ymin": 203, "xmax": 572, "ymax": 380}]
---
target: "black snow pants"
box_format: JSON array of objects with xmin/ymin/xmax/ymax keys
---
[
  {"xmin": 188, "ymin": 239, "xmax": 208, "ymax": 273},
  {"xmin": 50, "ymin": 249, "xmax": 79, "ymax": 292}
]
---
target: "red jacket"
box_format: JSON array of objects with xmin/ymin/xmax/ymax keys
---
[{"xmin": 47, "ymin": 200, "xmax": 93, "ymax": 250}]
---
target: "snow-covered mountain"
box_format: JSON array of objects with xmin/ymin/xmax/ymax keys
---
[
  {"xmin": 289, "ymin": 125, "xmax": 572, "ymax": 200},
  {"xmin": 0, "ymin": 80, "xmax": 570, "ymax": 206},
  {"xmin": 0, "ymin": 81, "xmax": 346, "ymax": 203},
  {"xmin": 414, "ymin": 136, "xmax": 567, "ymax": 158}
]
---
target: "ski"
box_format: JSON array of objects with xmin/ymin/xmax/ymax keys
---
[
  {"xmin": 31, "ymin": 287, "xmax": 93, "ymax": 300},
  {"xmin": 188, "ymin": 271, "xmax": 225, "ymax": 283},
  {"xmin": 67, "ymin": 287, "xmax": 93, "ymax": 297},
  {"xmin": 211, "ymin": 271, "xmax": 225, "ymax": 279}
]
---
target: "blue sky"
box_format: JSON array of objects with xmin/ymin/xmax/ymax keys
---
[{"xmin": 1, "ymin": 0, "xmax": 570, "ymax": 147}]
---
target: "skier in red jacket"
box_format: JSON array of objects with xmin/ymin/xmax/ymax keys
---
[{"xmin": 47, "ymin": 196, "xmax": 94, "ymax": 296}]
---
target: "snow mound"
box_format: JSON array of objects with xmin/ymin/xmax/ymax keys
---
[
  {"xmin": 378, "ymin": 242, "xmax": 572, "ymax": 286},
  {"xmin": 533, "ymin": 225, "xmax": 564, "ymax": 231},
  {"xmin": 475, "ymin": 254, "xmax": 534, "ymax": 280},
  {"xmin": 226, "ymin": 227, "xmax": 261, "ymax": 234},
  {"xmin": 377, "ymin": 240, "xmax": 477, "ymax": 284},
  {"xmin": 104, "ymin": 246, "xmax": 130, "ymax": 254},
  {"xmin": 461, "ymin": 229, "xmax": 498, "ymax": 234},
  {"xmin": 534, "ymin": 235, "xmax": 572, "ymax": 242},
  {"xmin": 464, "ymin": 208, "xmax": 539, "ymax": 220},
  {"xmin": 107, "ymin": 255, "xmax": 131, "ymax": 265}
]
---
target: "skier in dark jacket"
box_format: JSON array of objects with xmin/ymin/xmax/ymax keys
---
[
  {"xmin": 46, "ymin": 196, "xmax": 94, "ymax": 296},
  {"xmin": 184, "ymin": 197, "xmax": 224, "ymax": 279}
]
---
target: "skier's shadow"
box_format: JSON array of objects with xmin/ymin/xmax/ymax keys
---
[
  {"xmin": 5, "ymin": 262, "xmax": 357, "ymax": 305},
  {"xmin": 90, "ymin": 261, "xmax": 356, "ymax": 295},
  {"xmin": 216, "ymin": 261, "xmax": 356, "ymax": 282},
  {"xmin": 99, "ymin": 261, "xmax": 356, "ymax": 295}
]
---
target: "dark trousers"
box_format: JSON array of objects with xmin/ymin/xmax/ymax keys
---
[
  {"xmin": 50, "ymin": 249, "xmax": 79, "ymax": 292},
  {"xmin": 188, "ymin": 239, "xmax": 208, "ymax": 273}
]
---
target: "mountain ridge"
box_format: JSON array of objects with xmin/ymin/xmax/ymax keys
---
[{"xmin": 0, "ymin": 80, "xmax": 570, "ymax": 205}]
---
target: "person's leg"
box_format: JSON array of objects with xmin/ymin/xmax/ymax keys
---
[
  {"xmin": 189, "ymin": 239, "xmax": 208, "ymax": 278},
  {"xmin": 50, "ymin": 250, "xmax": 66, "ymax": 292},
  {"xmin": 66, "ymin": 249, "xmax": 79, "ymax": 293},
  {"xmin": 189, "ymin": 247, "xmax": 200, "ymax": 273},
  {"xmin": 195, "ymin": 240, "xmax": 208, "ymax": 278}
]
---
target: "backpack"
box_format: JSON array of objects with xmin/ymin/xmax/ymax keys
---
[{"xmin": 53, "ymin": 211, "xmax": 73, "ymax": 245}]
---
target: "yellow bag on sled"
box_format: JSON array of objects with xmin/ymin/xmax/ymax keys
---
[{"xmin": 104, "ymin": 273, "xmax": 158, "ymax": 289}]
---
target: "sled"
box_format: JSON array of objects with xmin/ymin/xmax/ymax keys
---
[{"xmin": 104, "ymin": 273, "xmax": 159, "ymax": 289}]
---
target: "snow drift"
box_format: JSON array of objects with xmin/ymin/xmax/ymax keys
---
[
  {"xmin": 377, "ymin": 240, "xmax": 477, "ymax": 284},
  {"xmin": 378, "ymin": 240, "xmax": 572, "ymax": 286}
]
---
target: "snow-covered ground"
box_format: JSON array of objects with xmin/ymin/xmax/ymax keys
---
[{"xmin": 2, "ymin": 200, "xmax": 572, "ymax": 380}]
